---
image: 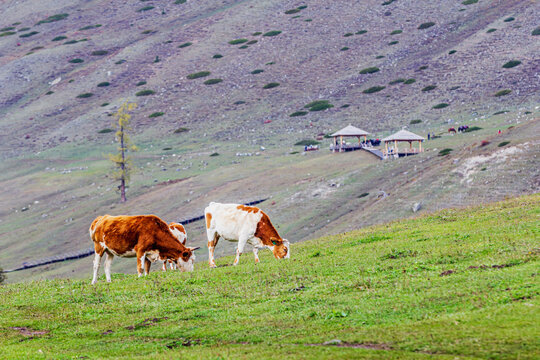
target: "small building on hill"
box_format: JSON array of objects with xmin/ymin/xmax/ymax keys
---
[
  {"xmin": 382, "ymin": 129, "xmax": 424, "ymax": 158},
  {"xmin": 330, "ymin": 125, "xmax": 370, "ymax": 152}
]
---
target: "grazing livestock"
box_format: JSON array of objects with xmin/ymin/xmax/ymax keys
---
[
  {"xmin": 204, "ymin": 202, "xmax": 290, "ymax": 267},
  {"xmin": 448, "ymin": 127, "xmax": 457, "ymax": 134},
  {"xmin": 89, "ymin": 215, "xmax": 199, "ymax": 284},
  {"xmin": 162, "ymin": 222, "xmax": 188, "ymax": 271}
]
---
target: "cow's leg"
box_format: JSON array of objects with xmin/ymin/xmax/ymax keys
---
[
  {"xmin": 137, "ymin": 253, "xmax": 145, "ymax": 277},
  {"xmin": 104, "ymin": 252, "xmax": 114, "ymax": 283},
  {"xmin": 233, "ymin": 236, "xmax": 248, "ymax": 266},
  {"xmin": 169, "ymin": 261, "xmax": 176, "ymax": 270},
  {"xmin": 144, "ymin": 258, "xmax": 151, "ymax": 275},
  {"xmin": 91, "ymin": 253, "xmax": 102, "ymax": 284},
  {"xmin": 161, "ymin": 261, "xmax": 166, "ymax": 272},
  {"xmin": 207, "ymin": 232, "xmax": 219, "ymax": 268},
  {"xmin": 253, "ymin": 246, "xmax": 260, "ymax": 264}
]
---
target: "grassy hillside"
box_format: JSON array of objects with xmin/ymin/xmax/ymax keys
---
[
  {"xmin": 0, "ymin": 0, "xmax": 539, "ymax": 281},
  {"xmin": 1, "ymin": 194, "xmax": 538, "ymax": 359}
]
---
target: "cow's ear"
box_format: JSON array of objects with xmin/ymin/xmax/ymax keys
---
[{"xmin": 188, "ymin": 246, "xmax": 200, "ymax": 251}]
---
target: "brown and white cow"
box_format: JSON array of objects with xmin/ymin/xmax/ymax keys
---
[
  {"xmin": 204, "ymin": 202, "xmax": 290, "ymax": 267},
  {"xmin": 161, "ymin": 222, "xmax": 188, "ymax": 271},
  {"xmin": 89, "ymin": 215, "xmax": 199, "ymax": 284}
]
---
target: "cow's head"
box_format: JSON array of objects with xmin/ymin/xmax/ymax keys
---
[
  {"xmin": 270, "ymin": 238, "xmax": 290, "ymax": 259},
  {"xmin": 176, "ymin": 247, "xmax": 199, "ymax": 272}
]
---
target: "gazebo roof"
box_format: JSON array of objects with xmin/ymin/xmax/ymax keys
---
[
  {"xmin": 330, "ymin": 125, "xmax": 370, "ymax": 137},
  {"xmin": 382, "ymin": 129, "xmax": 425, "ymax": 142}
]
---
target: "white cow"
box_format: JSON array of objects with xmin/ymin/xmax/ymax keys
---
[{"xmin": 204, "ymin": 202, "xmax": 290, "ymax": 267}]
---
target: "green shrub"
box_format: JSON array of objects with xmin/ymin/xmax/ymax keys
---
[
  {"xmin": 137, "ymin": 6, "xmax": 154, "ymax": 12},
  {"xmin": 76, "ymin": 93, "xmax": 93, "ymax": 98},
  {"xmin": 64, "ymin": 39, "xmax": 78, "ymax": 44},
  {"xmin": 149, "ymin": 112, "xmax": 164, "ymax": 118},
  {"xmin": 204, "ymin": 78, "xmax": 223, "ymax": 85},
  {"xmin": 266, "ymin": 61, "xmax": 275, "ymax": 65},
  {"xmin": 340, "ymin": 47, "xmax": 349, "ymax": 51},
  {"xmin": 298, "ymin": 5, "xmax": 308, "ymax": 9},
  {"xmin": 503, "ymin": 17, "xmax": 515, "ymax": 22},
  {"xmin": 487, "ymin": 28, "xmax": 497, "ymax": 33},
  {"xmin": 464, "ymin": 126, "xmax": 482, "ymax": 132},
  {"xmin": 18, "ymin": 27, "xmax": 31, "ymax": 32},
  {"xmin": 174, "ymin": 127, "xmax": 189, "ymax": 133},
  {"xmin": 422, "ymin": 85, "xmax": 437, "ymax": 92},
  {"xmin": 251, "ymin": 69, "xmax": 264, "ymax": 74},
  {"xmin": 263, "ymin": 82, "xmax": 280, "ymax": 89},
  {"xmin": 135, "ymin": 89, "xmax": 155, "ymax": 96},
  {"xmin": 418, "ymin": 65, "xmax": 428, "ymax": 70},
  {"xmin": 136, "ymin": 81, "xmax": 146, "ymax": 86},
  {"xmin": 388, "ymin": 40, "xmax": 399, "ymax": 45},
  {"xmin": 247, "ymin": 40, "xmax": 258, "ymax": 44},
  {"xmin": 389, "ymin": 78, "xmax": 405, "ymax": 85},
  {"xmin": 494, "ymin": 89, "xmax": 511, "ymax": 97},
  {"xmin": 390, "ymin": 30, "xmax": 402, "ymax": 35},
  {"xmin": 358, "ymin": 192, "xmax": 369, "ymax": 198},
  {"xmin": 532, "ymin": 27, "xmax": 540, "ymax": 36},
  {"xmin": 178, "ymin": 42, "xmax": 192, "ymax": 48},
  {"xmin": 498, "ymin": 141, "xmax": 510, "ymax": 147},
  {"xmin": 410, "ymin": 119, "xmax": 422, "ymax": 125},
  {"xmin": 187, "ymin": 71, "xmax": 211, "ymax": 79},
  {"xmin": 493, "ymin": 110, "xmax": 509, "ymax": 115},
  {"xmin": 213, "ymin": 54, "xmax": 223, "ymax": 58},
  {"xmin": 304, "ymin": 19, "xmax": 312, "ymax": 22},
  {"xmin": 97, "ymin": 82, "xmax": 110, "ymax": 87},
  {"xmin": 290, "ymin": 111, "xmax": 308, "ymax": 117},
  {"xmin": 174, "ymin": 0, "xmax": 186, "ymax": 3},
  {"xmin": 19, "ymin": 31, "xmax": 39, "ymax": 38},
  {"xmin": 432, "ymin": 103, "xmax": 449, "ymax": 109},
  {"xmin": 98, "ymin": 128, "xmax": 113, "ymax": 133},
  {"xmin": 363, "ymin": 86, "xmax": 385, "ymax": 94},
  {"xmin": 438, "ymin": 148, "xmax": 453, "ymax": 156},
  {"xmin": 295, "ymin": 139, "xmax": 320, "ymax": 146},
  {"xmin": 418, "ymin": 22, "xmax": 435, "ymax": 30},
  {"xmin": 341, "ymin": 104, "xmax": 350, "ymax": 108},
  {"xmin": 382, "ymin": 0, "xmax": 397, "ymax": 5},
  {"xmin": 229, "ymin": 38, "xmax": 248, "ymax": 45},
  {"xmin": 239, "ymin": 45, "xmax": 248, "ymax": 49},
  {"xmin": 91, "ymin": 50, "xmax": 108, "ymax": 56},
  {"xmin": 0, "ymin": 27, "xmax": 15, "ymax": 31},
  {"xmin": 115, "ymin": 59, "xmax": 127, "ymax": 64},
  {"xmin": 344, "ymin": 33, "xmax": 354, "ymax": 37},
  {"xmin": 31, "ymin": 46, "xmax": 44, "ymax": 50},
  {"xmin": 69, "ymin": 58, "xmax": 84, "ymax": 63},
  {"xmin": 0, "ymin": 31, "xmax": 16, "ymax": 37},
  {"xmin": 141, "ymin": 30, "xmax": 155, "ymax": 34},
  {"xmin": 502, "ymin": 60, "xmax": 521, "ymax": 68},
  {"xmin": 304, "ymin": 100, "xmax": 334, "ymax": 111},
  {"xmin": 375, "ymin": 55, "xmax": 385, "ymax": 59},
  {"xmin": 404, "ymin": 79, "xmax": 416, "ymax": 84},
  {"xmin": 356, "ymin": 30, "xmax": 368, "ymax": 35},
  {"xmin": 52, "ymin": 35, "xmax": 67, "ymax": 41},
  {"xmin": 101, "ymin": 103, "xmax": 109, "ymax": 107},
  {"xmin": 210, "ymin": 152, "xmax": 219, "ymax": 157},
  {"xmin": 45, "ymin": 91, "xmax": 54, "ymax": 95},
  {"xmin": 359, "ymin": 67, "xmax": 379, "ymax": 74},
  {"xmin": 153, "ymin": 56, "xmax": 160, "ymax": 63},
  {"xmin": 36, "ymin": 13, "xmax": 68, "ymax": 25},
  {"xmin": 462, "ymin": 0, "xmax": 478, "ymax": 4},
  {"xmin": 162, "ymin": 147, "xmax": 172, "ymax": 151},
  {"xmin": 79, "ymin": 24, "xmax": 101, "ymax": 31},
  {"xmin": 448, "ymin": 50, "xmax": 457, "ymax": 54},
  {"xmin": 234, "ymin": 100, "xmax": 246, "ymax": 105},
  {"xmin": 263, "ymin": 30, "xmax": 282, "ymax": 37},
  {"xmin": 252, "ymin": 32, "xmax": 262, "ymax": 36},
  {"xmin": 285, "ymin": 9, "xmax": 301, "ymax": 14}
]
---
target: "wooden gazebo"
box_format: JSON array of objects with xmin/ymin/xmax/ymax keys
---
[
  {"xmin": 382, "ymin": 129, "xmax": 424, "ymax": 158},
  {"xmin": 330, "ymin": 125, "xmax": 370, "ymax": 152}
]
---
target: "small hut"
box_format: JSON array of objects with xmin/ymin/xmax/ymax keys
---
[
  {"xmin": 330, "ymin": 125, "xmax": 370, "ymax": 152},
  {"xmin": 382, "ymin": 129, "xmax": 424, "ymax": 158}
]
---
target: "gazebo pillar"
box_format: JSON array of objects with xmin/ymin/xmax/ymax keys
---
[
  {"xmin": 340, "ymin": 135, "xmax": 343, "ymax": 152},
  {"xmin": 394, "ymin": 140, "xmax": 398, "ymax": 154},
  {"xmin": 419, "ymin": 141, "xmax": 422, "ymax": 153},
  {"xmin": 333, "ymin": 136, "xmax": 337, "ymax": 153}
]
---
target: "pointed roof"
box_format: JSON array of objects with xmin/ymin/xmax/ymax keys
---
[
  {"xmin": 330, "ymin": 125, "xmax": 369, "ymax": 137},
  {"xmin": 382, "ymin": 129, "xmax": 425, "ymax": 142}
]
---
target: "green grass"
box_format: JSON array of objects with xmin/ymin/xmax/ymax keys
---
[
  {"xmin": 187, "ymin": 71, "xmax": 211, "ymax": 79},
  {"xmin": 0, "ymin": 195, "xmax": 538, "ymax": 359},
  {"xmin": 263, "ymin": 82, "xmax": 280, "ymax": 89},
  {"xmin": 502, "ymin": 60, "xmax": 521, "ymax": 68},
  {"xmin": 494, "ymin": 89, "xmax": 512, "ymax": 97},
  {"xmin": 432, "ymin": 103, "xmax": 449, "ymax": 109},
  {"xmin": 363, "ymin": 86, "xmax": 386, "ymax": 94},
  {"xmin": 295, "ymin": 139, "xmax": 320, "ymax": 146},
  {"xmin": 76, "ymin": 93, "xmax": 93, "ymax": 98},
  {"xmin": 68, "ymin": 58, "xmax": 84, "ymax": 63},
  {"xmin": 135, "ymin": 90, "xmax": 155, "ymax": 96},
  {"xmin": 36, "ymin": 13, "xmax": 68, "ymax": 25},
  {"xmin": 359, "ymin": 67, "xmax": 379, "ymax": 74},
  {"xmin": 418, "ymin": 22, "xmax": 435, "ymax": 30},
  {"xmin": 203, "ymin": 78, "xmax": 223, "ymax": 85},
  {"xmin": 149, "ymin": 112, "xmax": 164, "ymax": 118}
]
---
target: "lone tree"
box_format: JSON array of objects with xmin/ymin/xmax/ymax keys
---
[
  {"xmin": 0, "ymin": 266, "xmax": 6, "ymax": 285},
  {"xmin": 109, "ymin": 101, "xmax": 137, "ymax": 202}
]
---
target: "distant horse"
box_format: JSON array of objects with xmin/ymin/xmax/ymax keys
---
[{"xmin": 448, "ymin": 127, "xmax": 457, "ymax": 133}]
